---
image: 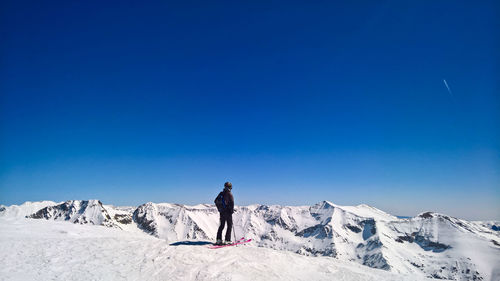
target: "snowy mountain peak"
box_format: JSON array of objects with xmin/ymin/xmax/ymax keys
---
[
  {"xmin": 27, "ymin": 200, "xmax": 119, "ymax": 228},
  {"xmin": 312, "ymin": 200, "xmax": 336, "ymax": 209},
  {"xmin": 0, "ymin": 200, "xmax": 58, "ymax": 219}
]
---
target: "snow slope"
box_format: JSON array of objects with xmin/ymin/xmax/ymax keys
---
[{"xmin": 0, "ymin": 217, "xmax": 426, "ymax": 281}]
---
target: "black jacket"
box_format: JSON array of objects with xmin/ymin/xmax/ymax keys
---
[{"xmin": 222, "ymin": 188, "xmax": 234, "ymax": 214}]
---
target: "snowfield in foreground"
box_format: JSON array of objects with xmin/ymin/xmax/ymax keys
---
[{"xmin": 0, "ymin": 217, "xmax": 424, "ymax": 281}]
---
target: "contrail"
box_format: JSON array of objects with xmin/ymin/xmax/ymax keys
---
[{"xmin": 443, "ymin": 79, "xmax": 453, "ymax": 97}]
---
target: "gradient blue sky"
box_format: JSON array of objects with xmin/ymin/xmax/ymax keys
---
[{"xmin": 1, "ymin": 1, "xmax": 498, "ymax": 220}]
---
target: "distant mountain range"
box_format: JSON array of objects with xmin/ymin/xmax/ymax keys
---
[{"xmin": 1, "ymin": 200, "xmax": 498, "ymax": 281}]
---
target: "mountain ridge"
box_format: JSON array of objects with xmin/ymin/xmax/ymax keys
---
[{"xmin": 1, "ymin": 199, "xmax": 499, "ymax": 280}]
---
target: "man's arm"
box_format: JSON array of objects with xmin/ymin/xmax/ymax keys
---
[{"xmin": 228, "ymin": 192, "xmax": 234, "ymax": 213}]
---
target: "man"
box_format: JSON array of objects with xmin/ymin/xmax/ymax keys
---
[{"xmin": 215, "ymin": 181, "xmax": 234, "ymax": 245}]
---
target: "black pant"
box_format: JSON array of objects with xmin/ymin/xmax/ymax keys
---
[{"xmin": 216, "ymin": 212, "xmax": 233, "ymax": 241}]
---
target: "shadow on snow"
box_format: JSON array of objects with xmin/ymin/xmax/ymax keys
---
[{"xmin": 169, "ymin": 241, "xmax": 213, "ymax": 246}]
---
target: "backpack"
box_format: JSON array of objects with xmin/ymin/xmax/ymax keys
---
[{"xmin": 214, "ymin": 191, "xmax": 226, "ymax": 212}]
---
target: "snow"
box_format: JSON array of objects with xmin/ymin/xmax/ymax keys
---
[
  {"xmin": 0, "ymin": 201, "xmax": 58, "ymax": 219},
  {"xmin": 1, "ymin": 200, "xmax": 498, "ymax": 280},
  {"xmin": 337, "ymin": 203, "xmax": 398, "ymax": 221},
  {"xmin": 0, "ymin": 217, "xmax": 427, "ymax": 281}
]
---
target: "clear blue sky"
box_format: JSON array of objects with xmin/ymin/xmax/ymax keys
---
[{"xmin": 1, "ymin": 1, "xmax": 498, "ymax": 220}]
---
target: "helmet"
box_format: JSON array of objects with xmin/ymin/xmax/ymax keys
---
[{"xmin": 224, "ymin": 182, "xmax": 232, "ymax": 189}]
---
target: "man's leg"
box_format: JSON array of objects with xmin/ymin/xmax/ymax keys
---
[
  {"xmin": 225, "ymin": 213, "xmax": 233, "ymax": 242},
  {"xmin": 216, "ymin": 213, "xmax": 226, "ymax": 243}
]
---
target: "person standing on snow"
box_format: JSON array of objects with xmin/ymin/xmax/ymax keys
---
[{"xmin": 215, "ymin": 181, "xmax": 234, "ymax": 245}]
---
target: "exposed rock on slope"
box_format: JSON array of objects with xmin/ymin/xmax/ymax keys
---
[
  {"xmin": 27, "ymin": 200, "xmax": 119, "ymax": 228},
  {"xmin": 133, "ymin": 202, "xmax": 213, "ymax": 240},
  {"xmin": 0, "ymin": 201, "xmax": 58, "ymax": 218}
]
